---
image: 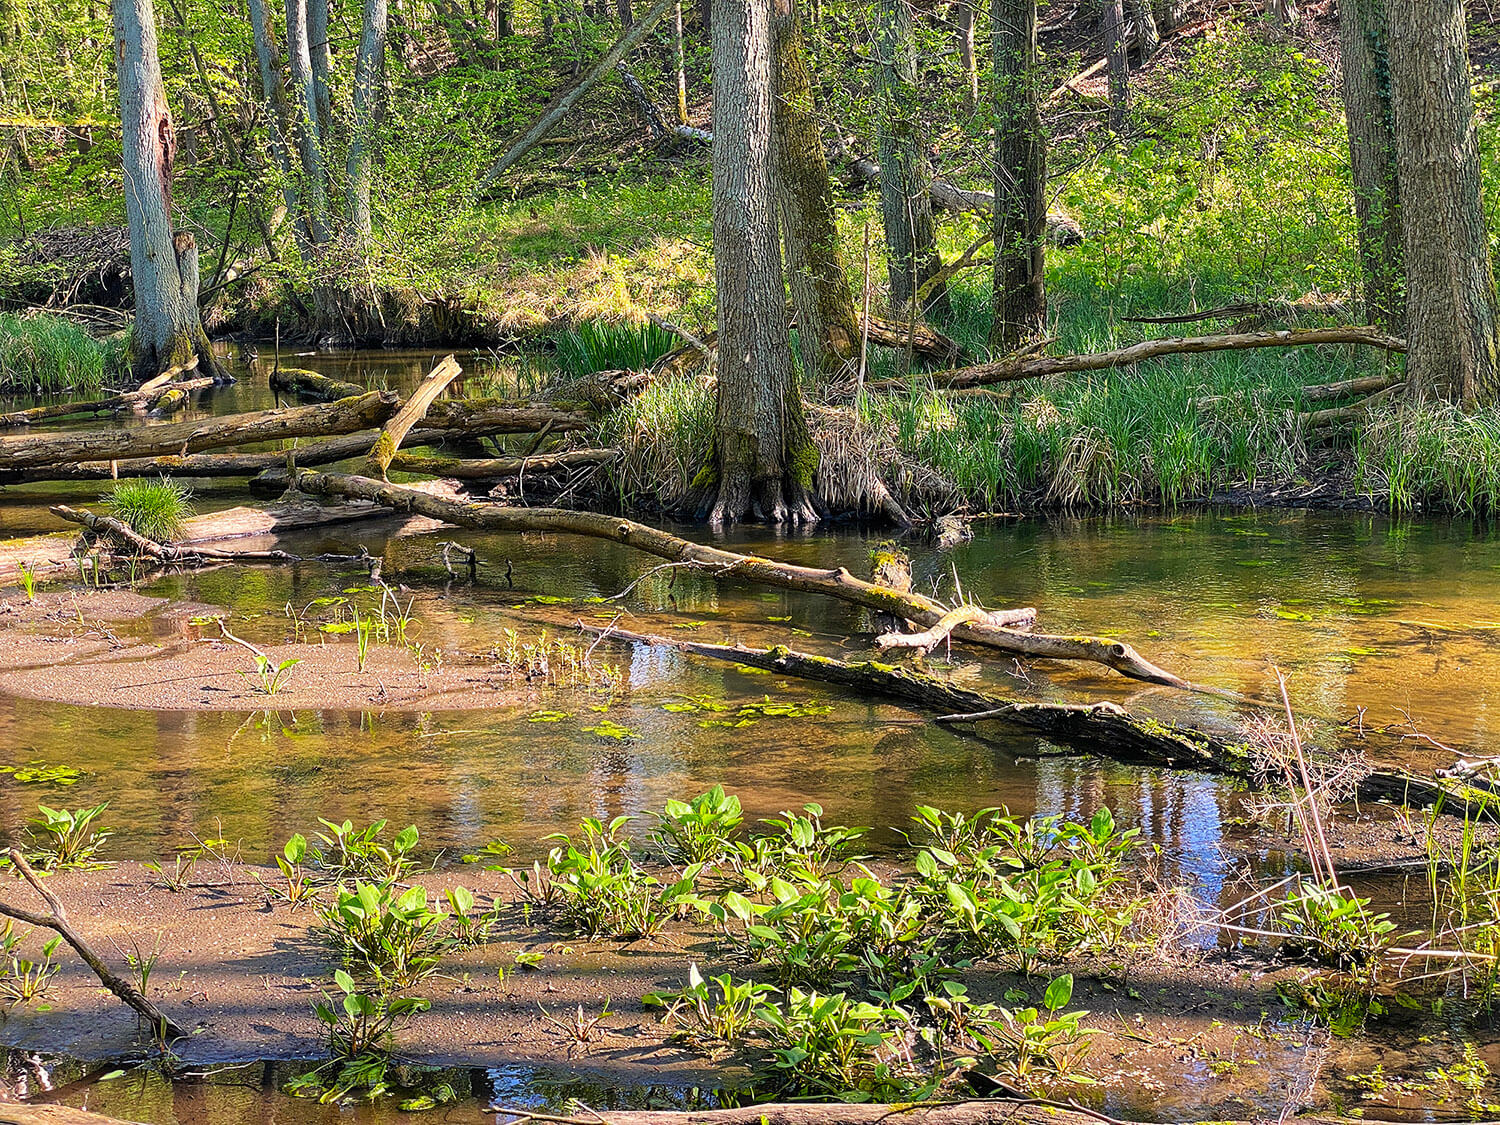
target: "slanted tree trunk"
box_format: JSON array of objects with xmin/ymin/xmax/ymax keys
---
[
  {"xmin": 1339, "ymin": 0, "xmax": 1402, "ymax": 331},
  {"xmin": 1101, "ymin": 0, "xmax": 1128, "ymax": 130},
  {"xmin": 346, "ymin": 0, "xmax": 389, "ymax": 249},
  {"xmin": 874, "ymin": 0, "xmax": 947, "ymax": 320},
  {"xmin": 1129, "ymin": 0, "xmax": 1158, "ymax": 58},
  {"xmin": 111, "ymin": 0, "xmax": 225, "ymax": 380},
  {"xmin": 701, "ymin": 0, "xmax": 819, "ymax": 524},
  {"xmin": 989, "ymin": 0, "xmax": 1045, "ymax": 350},
  {"xmin": 953, "ymin": 0, "xmax": 979, "ymax": 113},
  {"xmin": 285, "ymin": 0, "xmax": 332, "ymax": 243},
  {"xmin": 617, "ymin": 0, "xmax": 633, "ymax": 24},
  {"xmin": 1385, "ymin": 0, "xmax": 1500, "ymax": 406},
  {"xmin": 772, "ymin": 0, "xmax": 860, "ymax": 376}
]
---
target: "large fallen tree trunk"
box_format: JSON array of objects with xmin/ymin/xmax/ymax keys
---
[
  {"xmin": 586, "ymin": 626, "xmax": 1500, "ymax": 820},
  {"xmin": 387, "ymin": 448, "xmax": 622, "ymax": 479},
  {"xmin": 0, "ymin": 390, "xmax": 399, "ymax": 470},
  {"xmin": 871, "ymin": 326, "xmax": 1409, "ymax": 391},
  {"xmin": 368, "ymin": 356, "xmax": 463, "ymax": 478},
  {"xmin": 289, "ymin": 470, "xmax": 1242, "ymax": 693},
  {"xmin": 268, "ymin": 366, "xmax": 364, "ymax": 401},
  {"xmin": 0, "ymin": 377, "xmax": 211, "ymax": 428}
]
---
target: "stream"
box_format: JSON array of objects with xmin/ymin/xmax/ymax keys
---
[{"xmin": 1, "ymin": 349, "xmax": 1498, "ymax": 1122}]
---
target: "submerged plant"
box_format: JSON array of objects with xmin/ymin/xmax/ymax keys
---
[{"xmin": 103, "ymin": 477, "xmax": 194, "ymax": 543}]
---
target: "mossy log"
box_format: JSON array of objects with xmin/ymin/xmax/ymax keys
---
[
  {"xmin": 589, "ymin": 626, "xmax": 1500, "ymax": 819},
  {"xmin": 0, "ymin": 390, "xmax": 399, "ymax": 470},
  {"xmin": 288, "ymin": 470, "xmax": 1249, "ymax": 692},
  {"xmin": 387, "ymin": 448, "xmax": 622, "ymax": 479},
  {"xmin": 367, "ymin": 355, "xmax": 463, "ymax": 478},
  {"xmin": 0, "ymin": 377, "xmax": 211, "ymax": 428},
  {"xmin": 268, "ymin": 365, "xmax": 364, "ymax": 401},
  {"xmin": 872, "ymin": 326, "xmax": 1408, "ymax": 391}
]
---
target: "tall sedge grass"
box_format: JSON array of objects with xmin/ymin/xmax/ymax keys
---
[
  {"xmin": 553, "ymin": 320, "xmax": 681, "ymax": 379},
  {"xmin": 0, "ymin": 313, "xmax": 126, "ymax": 395},
  {"xmin": 1354, "ymin": 402, "xmax": 1500, "ymax": 516},
  {"xmin": 104, "ymin": 478, "xmax": 195, "ymax": 543},
  {"xmin": 596, "ymin": 372, "xmax": 714, "ymax": 508}
]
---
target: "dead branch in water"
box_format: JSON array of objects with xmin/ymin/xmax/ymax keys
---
[
  {"xmin": 49, "ymin": 505, "xmax": 302, "ymax": 564},
  {"xmin": 871, "ymin": 326, "xmax": 1408, "ymax": 391},
  {"xmin": 367, "ymin": 355, "xmax": 463, "ymax": 479},
  {"xmin": 0, "ymin": 849, "xmax": 187, "ymax": 1040},
  {"xmin": 285, "ymin": 469, "xmax": 1261, "ymax": 694},
  {"xmin": 268, "ymin": 366, "xmax": 364, "ymax": 402},
  {"xmin": 387, "ymin": 448, "xmax": 622, "ymax": 480}
]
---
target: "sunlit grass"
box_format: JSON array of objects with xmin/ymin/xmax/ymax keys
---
[
  {"xmin": 103, "ymin": 478, "xmax": 195, "ymax": 543},
  {"xmin": 0, "ymin": 313, "xmax": 126, "ymax": 395}
]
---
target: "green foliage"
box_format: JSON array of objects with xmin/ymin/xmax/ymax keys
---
[
  {"xmin": 644, "ymin": 963, "xmax": 775, "ymax": 1051},
  {"xmin": 311, "ymin": 819, "xmax": 421, "ymax": 883},
  {"xmin": 754, "ymin": 988, "xmax": 918, "ymax": 1100},
  {"xmin": 269, "ymin": 833, "xmax": 317, "ymax": 909},
  {"xmin": 1355, "ymin": 402, "xmax": 1500, "ymax": 515},
  {"xmin": 316, "ymin": 881, "xmax": 449, "ymax": 989},
  {"xmin": 0, "ymin": 314, "xmax": 123, "ymax": 395},
  {"xmin": 596, "ymin": 372, "xmax": 715, "ymax": 509},
  {"xmin": 553, "ymin": 320, "xmax": 680, "ymax": 378},
  {"xmin": 544, "ymin": 816, "xmax": 702, "ymax": 938},
  {"xmin": 103, "ymin": 478, "xmax": 195, "ymax": 543},
  {"xmin": 27, "ymin": 802, "xmax": 112, "ymax": 869},
  {"xmin": 1277, "ymin": 879, "xmax": 1395, "ymax": 971},
  {"xmin": 240, "ymin": 654, "xmax": 301, "ymax": 696},
  {"xmin": 305, "ymin": 969, "xmax": 431, "ymax": 1102},
  {"xmin": 0, "ymin": 922, "xmax": 62, "ymax": 1007},
  {"xmin": 651, "ymin": 784, "xmax": 745, "ymax": 865}
]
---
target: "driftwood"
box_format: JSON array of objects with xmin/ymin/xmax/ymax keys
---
[
  {"xmin": 585, "ymin": 627, "xmax": 1500, "ymax": 821},
  {"xmin": 268, "ymin": 366, "xmax": 364, "ymax": 401},
  {"xmin": 387, "ymin": 448, "xmax": 622, "ymax": 479},
  {"xmin": 876, "ymin": 604, "xmax": 991, "ymax": 650},
  {"xmin": 873, "ymin": 326, "xmax": 1409, "ymax": 391},
  {"xmin": 368, "ymin": 355, "xmax": 463, "ymax": 478},
  {"xmin": 0, "ymin": 376, "xmax": 209, "ymax": 428},
  {"xmin": 0, "ymin": 391, "xmax": 400, "ymax": 470},
  {"xmin": 49, "ymin": 505, "xmax": 302, "ymax": 564},
  {"xmin": 0, "ymin": 850, "xmax": 186, "ymax": 1040},
  {"xmin": 288, "ymin": 470, "xmax": 1249, "ymax": 693}
]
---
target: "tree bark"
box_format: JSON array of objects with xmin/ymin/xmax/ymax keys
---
[
  {"xmin": 346, "ymin": 0, "xmax": 390, "ymax": 249},
  {"xmin": 308, "ymin": 0, "xmax": 334, "ymax": 138},
  {"xmin": 954, "ymin": 0, "xmax": 979, "ymax": 112},
  {"xmin": 1101, "ymin": 0, "xmax": 1129, "ymax": 130},
  {"xmin": 871, "ymin": 325, "xmax": 1408, "ymax": 390},
  {"xmin": 989, "ymin": 0, "xmax": 1046, "ymax": 350},
  {"xmin": 617, "ymin": 0, "xmax": 634, "ymax": 25},
  {"xmin": 1384, "ymin": 0, "xmax": 1500, "ymax": 406},
  {"xmin": 247, "ymin": 0, "xmax": 313, "ymax": 251},
  {"xmin": 0, "ymin": 391, "xmax": 399, "ymax": 470},
  {"xmin": 674, "ymin": 0, "xmax": 688, "ymax": 122},
  {"xmin": 111, "ymin": 0, "xmax": 224, "ymax": 381},
  {"xmin": 874, "ymin": 0, "xmax": 947, "ymax": 320},
  {"xmin": 772, "ymin": 0, "xmax": 860, "ymax": 376},
  {"xmin": 1129, "ymin": 0, "xmax": 1158, "ymax": 58},
  {"xmin": 1338, "ymin": 0, "xmax": 1402, "ymax": 331},
  {"xmin": 705, "ymin": 0, "xmax": 818, "ymax": 523},
  {"xmin": 285, "ymin": 0, "xmax": 333, "ymax": 243}
]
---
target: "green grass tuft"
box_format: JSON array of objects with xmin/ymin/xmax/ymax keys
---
[
  {"xmin": 0, "ymin": 313, "xmax": 126, "ymax": 396},
  {"xmin": 103, "ymin": 478, "xmax": 195, "ymax": 543},
  {"xmin": 554, "ymin": 320, "xmax": 682, "ymax": 379}
]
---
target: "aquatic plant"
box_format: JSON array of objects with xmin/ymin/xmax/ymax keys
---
[
  {"xmin": 1276, "ymin": 879, "xmax": 1396, "ymax": 971},
  {"xmin": 544, "ymin": 816, "xmax": 703, "ymax": 939},
  {"xmin": 311, "ymin": 819, "xmax": 420, "ymax": 883},
  {"xmin": 103, "ymin": 477, "xmax": 194, "ymax": 543},
  {"xmin": 0, "ymin": 922, "xmax": 61, "ymax": 1007},
  {"xmin": 552, "ymin": 319, "xmax": 679, "ymax": 379},
  {"xmin": 316, "ymin": 881, "xmax": 449, "ymax": 989},
  {"xmin": 644, "ymin": 964, "xmax": 775, "ymax": 1051},
  {"xmin": 16, "ymin": 562, "xmax": 36, "ymax": 601},
  {"xmin": 754, "ymin": 988, "xmax": 918, "ymax": 1099},
  {"xmin": 144, "ymin": 847, "xmax": 201, "ymax": 892},
  {"xmin": 303, "ymin": 969, "xmax": 430, "ymax": 1101},
  {"xmin": 651, "ymin": 785, "xmax": 745, "ymax": 866},
  {"xmin": 265, "ymin": 833, "xmax": 317, "ymax": 909},
  {"xmin": 0, "ymin": 312, "xmax": 122, "ymax": 395},
  {"xmin": 26, "ymin": 802, "xmax": 112, "ymax": 869},
  {"xmin": 240, "ymin": 654, "xmax": 301, "ymax": 696},
  {"xmin": 443, "ymin": 885, "xmax": 500, "ymax": 948}
]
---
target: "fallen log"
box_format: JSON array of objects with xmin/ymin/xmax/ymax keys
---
[
  {"xmin": 1302, "ymin": 382, "xmax": 1404, "ymax": 428},
  {"xmin": 387, "ymin": 448, "xmax": 622, "ymax": 479},
  {"xmin": 1123, "ymin": 298, "xmax": 1352, "ymax": 325},
  {"xmin": 49, "ymin": 505, "xmax": 301, "ymax": 564},
  {"xmin": 584, "ymin": 627, "xmax": 1500, "ymax": 821},
  {"xmin": 368, "ymin": 355, "xmax": 463, "ymax": 478},
  {"xmin": 0, "ymin": 390, "xmax": 399, "ymax": 470},
  {"xmin": 288, "ymin": 470, "xmax": 1245, "ymax": 694},
  {"xmin": 871, "ymin": 326, "xmax": 1409, "ymax": 392},
  {"xmin": 497, "ymin": 1101, "xmax": 1118, "ymax": 1125},
  {"xmin": 423, "ymin": 398, "xmax": 592, "ymax": 433},
  {"xmin": 0, "ymin": 849, "xmax": 186, "ymax": 1040},
  {"xmin": 0, "ymin": 376, "xmax": 210, "ymax": 428},
  {"xmin": 268, "ymin": 366, "xmax": 364, "ymax": 401},
  {"xmin": 1299, "ymin": 373, "xmax": 1403, "ymax": 404}
]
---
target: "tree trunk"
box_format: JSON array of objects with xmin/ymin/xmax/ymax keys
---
[
  {"xmin": 617, "ymin": 0, "xmax": 633, "ymax": 25},
  {"xmin": 704, "ymin": 0, "xmax": 818, "ymax": 523},
  {"xmin": 1129, "ymin": 0, "xmax": 1158, "ymax": 58},
  {"xmin": 346, "ymin": 0, "xmax": 389, "ymax": 249},
  {"xmin": 674, "ymin": 0, "xmax": 688, "ymax": 122},
  {"xmin": 308, "ymin": 0, "xmax": 334, "ymax": 137},
  {"xmin": 1385, "ymin": 0, "xmax": 1500, "ymax": 407},
  {"xmin": 285, "ymin": 0, "xmax": 333, "ymax": 243},
  {"xmin": 874, "ymin": 0, "xmax": 947, "ymax": 320},
  {"xmin": 247, "ymin": 0, "xmax": 313, "ymax": 251},
  {"xmin": 954, "ymin": 0, "xmax": 978, "ymax": 113},
  {"xmin": 111, "ymin": 0, "xmax": 224, "ymax": 380},
  {"xmin": 989, "ymin": 0, "xmax": 1045, "ymax": 350},
  {"xmin": 1101, "ymin": 0, "xmax": 1128, "ymax": 130},
  {"xmin": 772, "ymin": 0, "xmax": 861, "ymax": 376},
  {"xmin": 1338, "ymin": 0, "xmax": 1402, "ymax": 331}
]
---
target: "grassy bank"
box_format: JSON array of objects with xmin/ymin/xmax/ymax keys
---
[{"xmin": 0, "ymin": 312, "xmax": 128, "ymax": 396}]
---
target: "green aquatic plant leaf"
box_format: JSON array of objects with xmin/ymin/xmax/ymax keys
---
[
  {"xmin": 527, "ymin": 710, "xmax": 573, "ymax": 723},
  {"xmin": 583, "ymin": 719, "xmax": 640, "ymax": 740}
]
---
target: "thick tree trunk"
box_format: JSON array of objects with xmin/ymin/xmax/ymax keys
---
[
  {"xmin": 772, "ymin": 0, "xmax": 860, "ymax": 376},
  {"xmin": 954, "ymin": 0, "xmax": 979, "ymax": 113},
  {"xmin": 617, "ymin": 0, "xmax": 633, "ymax": 25},
  {"xmin": 111, "ymin": 0, "xmax": 224, "ymax": 381},
  {"xmin": 705, "ymin": 0, "xmax": 818, "ymax": 523},
  {"xmin": 285, "ymin": 0, "xmax": 333, "ymax": 243},
  {"xmin": 1384, "ymin": 0, "xmax": 1499, "ymax": 406},
  {"xmin": 1129, "ymin": 0, "xmax": 1158, "ymax": 58},
  {"xmin": 1339, "ymin": 0, "xmax": 1402, "ymax": 331},
  {"xmin": 989, "ymin": 0, "xmax": 1046, "ymax": 350},
  {"xmin": 1101, "ymin": 0, "xmax": 1128, "ymax": 130},
  {"xmin": 308, "ymin": 0, "xmax": 334, "ymax": 137},
  {"xmin": 346, "ymin": 0, "xmax": 390, "ymax": 249},
  {"xmin": 874, "ymin": 0, "xmax": 947, "ymax": 320}
]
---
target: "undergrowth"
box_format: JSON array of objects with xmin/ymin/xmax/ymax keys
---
[{"xmin": 0, "ymin": 313, "xmax": 126, "ymax": 395}]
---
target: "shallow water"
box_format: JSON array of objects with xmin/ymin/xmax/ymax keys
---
[{"xmin": 4, "ymin": 348, "xmax": 1500, "ymax": 1121}]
